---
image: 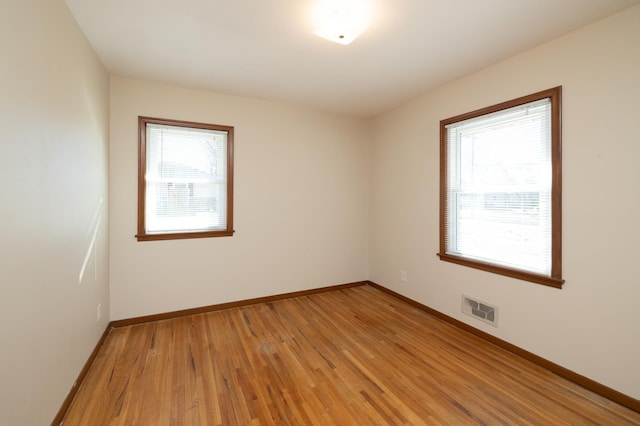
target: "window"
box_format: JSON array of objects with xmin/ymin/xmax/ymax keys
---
[
  {"xmin": 438, "ymin": 87, "xmax": 563, "ymax": 288},
  {"xmin": 137, "ymin": 116, "xmax": 234, "ymax": 241}
]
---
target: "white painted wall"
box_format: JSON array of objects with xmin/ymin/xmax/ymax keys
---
[
  {"xmin": 370, "ymin": 5, "xmax": 640, "ymax": 399},
  {"xmin": 109, "ymin": 77, "xmax": 370, "ymax": 320},
  {"xmin": 0, "ymin": 0, "xmax": 110, "ymax": 424}
]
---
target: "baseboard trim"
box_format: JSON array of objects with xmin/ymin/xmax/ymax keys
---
[
  {"xmin": 366, "ymin": 280, "xmax": 640, "ymax": 414},
  {"xmin": 52, "ymin": 324, "xmax": 112, "ymax": 425},
  {"xmin": 110, "ymin": 281, "xmax": 367, "ymax": 328}
]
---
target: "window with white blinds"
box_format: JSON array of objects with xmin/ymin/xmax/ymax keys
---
[
  {"xmin": 137, "ymin": 117, "xmax": 234, "ymax": 241},
  {"xmin": 438, "ymin": 88, "xmax": 563, "ymax": 288}
]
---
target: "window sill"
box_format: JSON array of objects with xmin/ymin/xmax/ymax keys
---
[
  {"xmin": 136, "ymin": 230, "xmax": 235, "ymax": 241},
  {"xmin": 437, "ymin": 253, "xmax": 564, "ymax": 289}
]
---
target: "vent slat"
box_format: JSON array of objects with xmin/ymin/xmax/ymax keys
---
[{"xmin": 462, "ymin": 295, "xmax": 498, "ymax": 327}]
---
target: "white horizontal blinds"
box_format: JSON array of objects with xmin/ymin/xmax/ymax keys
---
[
  {"xmin": 146, "ymin": 123, "xmax": 228, "ymax": 234},
  {"xmin": 445, "ymin": 98, "xmax": 552, "ymax": 275}
]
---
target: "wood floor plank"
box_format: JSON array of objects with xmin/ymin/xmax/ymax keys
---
[{"xmin": 62, "ymin": 285, "xmax": 640, "ymax": 425}]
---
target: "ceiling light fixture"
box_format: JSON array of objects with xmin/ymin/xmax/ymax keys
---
[{"xmin": 312, "ymin": 0, "xmax": 371, "ymax": 45}]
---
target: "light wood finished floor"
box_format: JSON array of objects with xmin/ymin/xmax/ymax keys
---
[{"xmin": 63, "ymin": 285, "xmax": 640, "ymax": 425}]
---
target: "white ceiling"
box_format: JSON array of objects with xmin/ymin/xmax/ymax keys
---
[{"xmin": 65, "ymin": 0, "xmax": 639, "ymax": 117}]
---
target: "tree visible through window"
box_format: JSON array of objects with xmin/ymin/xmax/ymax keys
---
[
  {"xmin": 438, "ymin": 87, "xmax": 563, "ymax": 288},
  {"xmin": 136, "ymin": 117, "xmax": 234, "ymax": 241}
]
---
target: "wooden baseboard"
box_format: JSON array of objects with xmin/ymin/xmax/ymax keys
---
[
  {"xmin": 52, "ymin": 324, "xmax": 112, "ymax": 425},
  {"xmin": 109, "ymin": 281, "xmax": 367, "ymax": 328},
  {"xmin": 366, "ymin": 280, "xmax": 640, "ymax": 414}
]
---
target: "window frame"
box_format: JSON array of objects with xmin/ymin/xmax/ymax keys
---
[
  {"xmin": 136, "ymin": 116, "xmax": 235, "ymax": 242},
  {"xmin": 438, "ymin": 87, "xmax": 564, "ymax": 288}
]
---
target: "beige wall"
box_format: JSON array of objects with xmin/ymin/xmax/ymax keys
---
[
  {"xmin": 370, "ymin": 5, "xmax": 640, "ymax": 399},
  {"xmin": 0, "ymin": 0, "xmax": 110, "ymax": 424},
  {"xmin": 3, "ymin": 1, "xmax": 639, "ymax": 421},
  {"xmin": 109, "ymin": 77, "xmax": 370, "ymax": 320}
]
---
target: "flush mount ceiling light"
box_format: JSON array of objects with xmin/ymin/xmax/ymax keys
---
[{"xmin": 312, "ymin": 0, "xmax": 372, "ymax": 45}]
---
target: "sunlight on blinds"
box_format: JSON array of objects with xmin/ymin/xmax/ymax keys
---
[
  {"xmin": 445, "ymin": 99, "xmax": 552, "ymax": 275},
  {"xmin": 145, "ymin": 123, "xmax": 228, "ymax": 233}
]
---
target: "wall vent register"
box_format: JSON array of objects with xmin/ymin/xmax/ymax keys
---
[{"xmin": 462, "ymin": 295, "xmax": 498, "ymax": 327}]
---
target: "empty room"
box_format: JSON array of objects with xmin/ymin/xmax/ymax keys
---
[{"xmin": 2, "ymin": 0, "xmax": 640, "ymax": 424}]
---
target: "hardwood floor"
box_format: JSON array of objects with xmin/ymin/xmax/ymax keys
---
[{"xmin": 63, "ymin": 285, "xmax": 640, "ymax": 425}]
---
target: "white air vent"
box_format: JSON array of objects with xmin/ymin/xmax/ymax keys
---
[{"xmin": 462, "ymin": 295, "xmax": 498, "ymax": 327}]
